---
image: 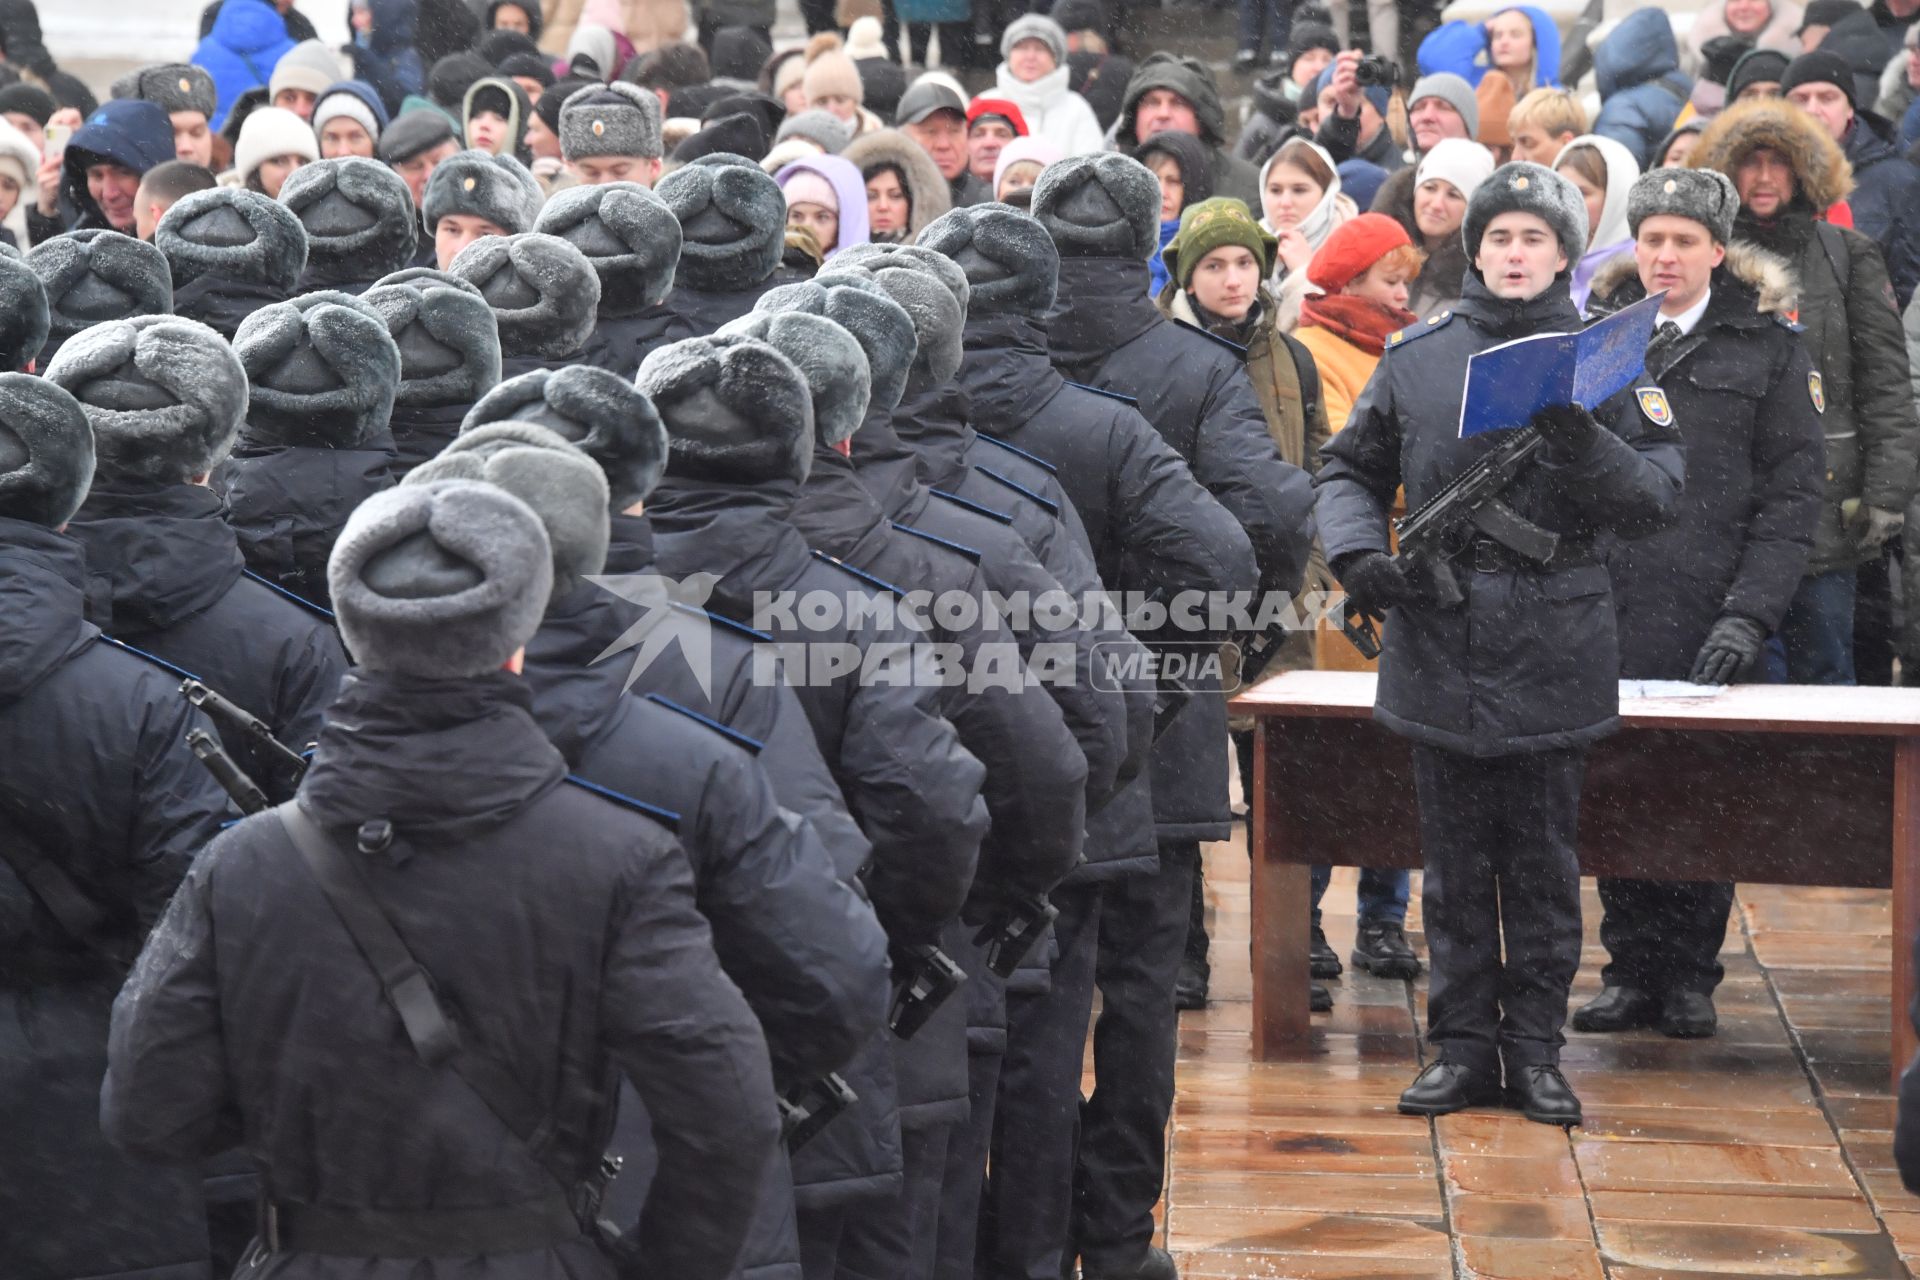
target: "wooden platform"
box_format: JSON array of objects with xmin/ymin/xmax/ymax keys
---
[{"xmin": 1155, "ymin": 827, "xmax": 1920, "ymax": 1278}]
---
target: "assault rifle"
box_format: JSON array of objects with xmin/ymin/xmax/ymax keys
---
[
  {"xmin": 975, "ymin": 892, "xmax": 1060, "ymax": 980},
  {"xmin": 889, "ymin": 940, "xmax": 966, "ymax": 1040},
  {"xmin": 779, "ymin": 1072, "xmax": 859, "ymax": 1151},
  {"xmin": 188, "ymin": 728, "xmax": 272, "ymax": 815},
  {"xmin": 1339, "ymin": 425, "xmax": 1556, "ymax": 660},
  {"xmin": 182, "ymin": 678, "xmax": 309, "ymax": 798}
]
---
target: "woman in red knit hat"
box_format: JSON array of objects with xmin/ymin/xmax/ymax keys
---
[{"xmin": 1293, "ymin": 212, "xmax": 1426, "ymax": 435}]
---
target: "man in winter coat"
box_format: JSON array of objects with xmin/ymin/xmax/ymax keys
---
[
  {"xmin": 1578, "ymin": 167, "xmax": 1823, "ymax": 1039},
  {"xmin": 365, "ymin": 266, "xmax": 503, "ymax": 475},
  {"xmin": 898, "ymin": 79, "xmax": 991, "ymax": 209},
  {"xmin": 446, "ymin": 231, "xmax": 606, "ymax": 378},
  {"xmin": 155, "ymin": 186, "xmax": 310, "ymax": 338},
  {"xmin": 922, "ymin": 200, "xmax": 1261, "ymax": 1280},
  {"xmin": 221, "ymin": 291, "xmax": 401, "ymax": 607},
  {"xmin": 25, "ymin": 229, "xmax": 173, "ymax": 368},
  {"xmin": 0, "ymin": 373, "xmax": 230, "ymax": 1280},
  {"xmin": 1317, "ymin": 161, "xmax": 1684, "ymax": 1126},
  {"xmin": 103, "ymin": 478, "xmax": 784, "ymax": 1278},
  {"xmin": 656, "ymin": 153, "xmax": 793, "ymax": 331},
  {"xmin": 559, "ymin": 81, "xmax": 665, "ymax": 186},
  {"xmin": 45, "ymin": 314, "xmax": 348, "ymax": 786},
  {"xmin": 409, "ymin": 421, "xmax": 893, "ymax": 1280},
  {"xmin": 110, "ymin": 63, "xmax": 220, "ymax": 167},
  {"xmin": 422, "ymin": 148, "xmax": 543, "ymax": 270},
  {"xmin": 1314, "ymin": 53, "xmax": 1424, "ymax": 174},
  {"xmin": 537, "ymin": 182, "xmax": 694, "ymax": 378},
  {"xmin": 1592, "ymin": 8, "xmax": 1697, "ymax": 169},
  {"xmin": 1032, "ymin": 151, "xmax": 1310, "ymax": 1280},
  {"xmin": 32, "ymin": 99, "xmax": 175, "ymax": 242},
  {"xmin": 1112, "ymin": 53, "xmax": 1262, "ymax": 204},
  {"xmin": 1690, "ymin": 97, "xmax": 1920, "ymax": 683},
  {"xmin": 280, "ymin": 156, "xmax": 421, "ymax": 293},
  {"xmin": 1782, "ymin": 50, "xmax": 1920, "ymax": 306}
]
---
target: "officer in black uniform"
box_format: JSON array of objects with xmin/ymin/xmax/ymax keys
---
[
  {"xmin": 1578, "ymin": 168, "xmax": 1824, "ymax": 1039},
  {"xmin": 1315, "ymin": 162, "xmax": 1686, "ymax": 1126}
]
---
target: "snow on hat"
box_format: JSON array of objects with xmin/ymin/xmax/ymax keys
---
[
  {"xmin": 819, "ymin": 252, "xmax": 963, "ymax": 389},
  {"xmin": 919, "ymin": 202, "xmax": 1058, "ymax": 318},
  {"xmin": 328, "ymin": 479, "xmax": 553, "ymax": 677},
  {"xmin": 535, "ymin": 181, "xmax": 682, "ymax": 316},
  {"xmin": 232, "ymin": 290, "xmax": 400, "ymax": 448},
  {"xmin": 0, "ymin": 375, "xmax": 94, "ymax": 527},
  {"xmin": 720, "ymin": 309, "xmax": 871, "ymax": 446},
  {"xmin": 447, "ymin": 232, "xmax": 601, "ymax": 360},
  {"xmin": 421, "ymin": 149, "xmax": 542, "ymax": 236},
  {"xmin": 462, "ymin": 365, "xmax": 668, "ymax": 508},
  {"xmin": 279, "ymin": 157, "xmax": 419, "ymax": 287},
  {"xmin": 365, "ymin": 267, "xmax": 502, "ymax": 408},
  {"xmin": 270, "ymin": 41, "xmax": 345, "ymax": 103},
  {"xmin": 232, "ymin": 104, "xmax": 319, "ymax": 183},
  {"xmin": 405, "ymin": 421, "xmax": 609, "ymax": 597},
  {"xmin": 637, "ymin": 334, "xmax": 816, "ymax": 485},
  {"xmin": 0, "ymin": 248, "xmax": 48, "ymax": 373},
  {"xmin": 1415, "ymin": 137, "xmax": 1496, "ymax": 202},
  {"xmin": 560, "ymin": 81, "xmax": 663, "ymax": 161},
  {"xmin": 155, "ymin": 185, "xmax": 309, "ymax": 290},
  {"xmin": 832, "ymin": 241, "xmax": 969, "ymax": 313},
  {"xmin": 27, "ymin": 230, "xmax": 173, "ymax": 361},
  {"xmin": 111, "ymin": 63, "xmax": 216, "ymax": 118},
  {"xmin": 757, "ymin": 274, "xmax": 917, "ymax": 414},
  {"xmin": 1408, "ymin": 73, "xmax": 1480, "ymax": 140},
  {"xmin": 1463, "ymin": 160, "xmax": 1588, "ymax": 264},
  {"xmin": 1001, "ymin": 13, "xmax": 1068, "ymax": 66},
  {"xmin": 1306, "ymin": 211, "xmax": 1411, "ymax": 292},
  {"xmin": 1627, "ymin": 166, "xmax": 1740, "ymax": 243},
  {"xmin": 657, "ymin": 153, "xmax": 788, "ymax": 292},
  {"xmin": 1031, "ymin": 151, "xmax": 1162, "ymax": 261},
  {"xmin": 44, "ymin": 315, "xmax": 248, "ymax": 484}
]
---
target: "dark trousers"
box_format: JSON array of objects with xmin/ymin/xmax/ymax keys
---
[
  {"xmin": 1412, "ymin": 745, "xmax": 1585, "ymax": 1076},
  {"xmin": 1072, "ymin": 847, "xmax": 1194, "ymax": 1270},
  {"xmin": 1857, "ymin": 550, "xmax": 1897, "ymax": 687},
  {"xmin": 799, "ymin": 0, "xmax": 836, "ymax": 33},
  {"xmin": 1778, "ymin": 568, "xmax": 1857, "ymax": 685},
  {"xmin": 803, "ymin": 1124, "xmax": 951, "ymax": 1280},
  {"xmin": 1236, "ymin": 0, "xmax": 1293, "ymax": 57},
  {"xmin": 980, "ymin": 882, "xmax": 1102, "ymax": 1280},
  {"xmin": 1596, "ymin": 877, "xmax": 1735, "ymax": 996},
  {"xmin": 933, "ymin": 1048, "xmax": 1001, "ymax": 1280}
]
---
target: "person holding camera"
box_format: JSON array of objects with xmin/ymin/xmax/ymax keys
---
[{"xmin": 1311, "ymin": 49, "xmax": 1403, "ymax": 172}]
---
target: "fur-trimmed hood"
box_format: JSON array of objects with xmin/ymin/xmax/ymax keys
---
[
  {"xmin": 1689, "ymin": 97, "xmax": 1854, "ymax": 212},
  {"xmin": 1586, "ymin": 239, "xmax": 1800, "ymax": 316},
  {"xmin": 841, "ymin": 128, "xmax": 953, "ymax": 241}
]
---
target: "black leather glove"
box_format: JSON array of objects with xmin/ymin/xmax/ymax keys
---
[
  {"xmin": 1334, "ymin": 551, "xmax": 1416, "ymax": 616},
  {"xmin": 1688, "ymin": 614, "xmax": 1768, "ymax": 685},
  {"xmin": 1530, "ymin": 402, "xmax": 1602, "ymax": 457}
]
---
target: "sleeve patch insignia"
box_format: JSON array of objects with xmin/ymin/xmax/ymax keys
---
[
  {"xmin": 1808, "ymin": 371, "xmax": 1825, "ymax": 413},
  {"xmin": 1636, "ymin": 387, "xmax": 1673, "ymax": 426}
]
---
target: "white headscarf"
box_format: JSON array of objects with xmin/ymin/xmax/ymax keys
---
[
  {"xmin": 1260, "ymin": 138, "xmax": 1343, "ymax": 250},
  {"xmin": 1553, "ymin": 134, "xmax": 1641, "ymax": 254}
]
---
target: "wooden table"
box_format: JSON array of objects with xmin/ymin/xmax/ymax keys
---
[{"xmin": 1230, "ymin": 671, "xmax": 1920, "ymax": 1087}]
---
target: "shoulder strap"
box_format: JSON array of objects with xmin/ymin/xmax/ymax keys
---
[
  {"xmin": 1815, "ymin": 221, "xmax": 1852, "ymax": 289},
  {"xmin": 276, "ymin": 802, "xmax": 579, "ymax": 1197},
  {"xmin": 1284, "ymin": 332, "xmax": 1323, "ymax": 434},
  {"xmin": 0, "ymin": 814, "xmax": 133, "ymax": 964}
]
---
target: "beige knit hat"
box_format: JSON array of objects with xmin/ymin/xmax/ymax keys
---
[{"xmin": 804, "ymin": 45, "xmax": 864, "ymax": 107}]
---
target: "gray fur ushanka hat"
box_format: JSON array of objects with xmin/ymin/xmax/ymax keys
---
[
  {"xmin": 232, "ymin": 290, "xmax": 401, "ymax": 448},
  {"xmin": 364, "ymin": 267, "xmax": 502, "ymax": 408},
  {"xmin": 917, "ymin": 203, "xmax": 1059, "ymax": 318},
  {"xmin": 720, "ymin": 310, "xmax": 871, "ymax": 447},
  {"xmin": 279, "ymin": 157, "xmax": 421, "ymax": 286},
  {"xmin": 461, "ymin": 366, "xmax": 668, "ymax": 508},
  {"xmin": 636, "ymin": 334, "xmax": 815, "ymax": 486},
  {"xmin": 328, "ymin": 479, "xmax": 554, "ymax": 677},
  {"xmin": 406, "ymin": 421, "xmax": 611, "ymax": 598},
  {"xmin": 534, "ymin": 181, "xmax": 683, "ymax": 316},
  {"xmin": 1463, "ymin": 161, "xmax": 1589, "ymax": 266},
  {"xmin": 155, "ymin": 187, "xmax": 310, "ymax": 291},
  {"xmin": 0, "ymin": 247, "xmax": 49, "ymax": 374},
  {"xmin": 559, "ymin": 82, "xmax": 664, "ymax": 161},
  {"xmin": 43, "ymin": 315, "xmax": 249, "ymax": 484},
  {"xmin": 1031, "ymin": 152, "xmax": 1162, "ymax": 262},
  {"xmin": 421, "ymin": 149, "xmax": 544, "ymax": 237},
  {"xmin": 447, "ymin": 232, "xmax": 602, "ymax": 360},
  {"xmin": 0, "ymin": 374, "xmax": 95, "ymax": 527},
  {"xmin": 27, "ymin": 230, "xmax": 173, "ymax": 354},
  {"xmin": 110, "ymin": 63, "xmax": 217, "ymax": 118},
  {"xmin": 832, "ymin": 242, "xmax": 970, "ymax": 315},
  {"xmin": 818, "ymin": 255, "xmax": 964, "ymax": 387},
  {"xmin": 1626, "ymin": 167, "xmax": 1740, "ymax": 245},
  {"xmin": 656, "ymin": 153, "xmax": 787, "ymax": 293},
  {"xmin": 756, "ymin": 274, "xmax": 917, "ymax": 414}
]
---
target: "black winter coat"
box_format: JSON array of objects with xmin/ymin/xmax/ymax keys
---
[
  {"xmin": 216, "ymin": 437, "xmax": 399, "ymax": 609},
  {"xmin": 0, "ymin": 519, "xmax": 228, "ymax": 1280},
  {"xmin": 1316, "ymin": 275, "xmax": 1685, "ymax": 756},
  {"xmin": 102, "ymin": 671, "xmax": 783, "ymax": 1280},
  {"xmin": 582, "ymin": 304, "xmax": 697, "ymax": 380},
  {"xmin": 666, "ymin": 273, "xmax": 798, "ymax": 335},
  {"xmin": 171, "ymin": 273, "xmax": 290, "ymax": 340},
  {"xmin": 1047, "ymin": 254, "xmax": 1305, "ymax": 840},
  {"xmin": 65, "ymin": 480, "xmax": 348, "ymax": 787},
  {"xmin": 389, "ymin": 400, "xmax": 473, "ymax": 477},
  {"xmin": 1844, "ymin": 111, "xmax": 1920, "ymax": 310},
  {"xmin": 1587, "ymin": 248, "xmax": 1823, "ymax": 678}
]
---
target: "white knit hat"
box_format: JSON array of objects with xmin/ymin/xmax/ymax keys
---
[
  {"xmin": 234, "ymin": 106, "xmax": 320, "ymax": 183},
  {"xmin": 269, "ymin": 40, "xmax": 344, "ymax": 102},
  {"xmin": 313, "ymin": 89, "xmax": 381, "ymax": 144},
  {"xmin": 1415, "ymin": 137, "xmax": 1496, "ymax": 203}
]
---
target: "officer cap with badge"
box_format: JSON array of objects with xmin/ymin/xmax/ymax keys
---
[{"xmin": 558, "ymin": 83, "xmax": 663, "ymax": 163}]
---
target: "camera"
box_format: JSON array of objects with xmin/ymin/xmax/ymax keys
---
[{"xmin": 1354, "ymin": 55, "xmax": 1399, "ymax": 88}]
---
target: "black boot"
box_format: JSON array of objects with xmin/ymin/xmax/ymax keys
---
[
  {"xmin": 1659, "ymin": 990, "xmax": 1717, "ymax": 1039},
  {"xmin": 1570, "ymin": 985, "xmax": 1661, "ymax": 1033},
  {"xmin": 1397, "ymin": 1060, "xmax": 1500, "ymax": 1116},
  {"xmin": 1351, "ymin": 919, "xmax": 1422, "ymax": 978},
  {"xmin": 1310, "ymin": 923, "xmax": 1342, "ymax": 979},
  {"xmin": 1081, "ymin": 1245, "xmax": 1177, "ymax": 1280},
  {"xmin": 1311, "ymin": 981, "xmax": 1332, "ymax": 1012},
  {"xmin": 1175, "ymin": 955, "xmax": 1209, "ymax": 1011},
  {"xmin": 1505, "ymin": 1063, "xmax": 1582, "ymax": 1126}
]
